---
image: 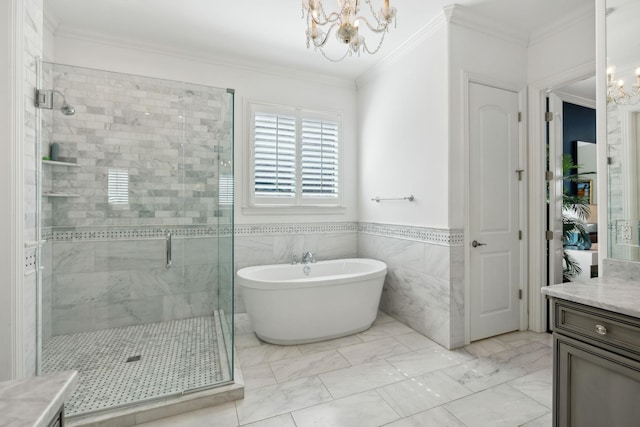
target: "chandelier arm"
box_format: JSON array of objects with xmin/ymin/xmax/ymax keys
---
[
  {"xmin": 310, "ymin": 23, "xmax": 339, "ymax": 48},
  {"xmin": 352, "ymin": 16, "xmax": 389, "ymax": 33}
]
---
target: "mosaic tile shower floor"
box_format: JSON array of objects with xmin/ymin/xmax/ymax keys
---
[{"xmin": 42, "ymin": 314, "xmax": 226, "ymax": 416}]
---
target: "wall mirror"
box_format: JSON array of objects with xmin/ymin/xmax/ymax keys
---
[{"xmin": 606, "ymin": 0, "xmax": 640, "ymax": 261}]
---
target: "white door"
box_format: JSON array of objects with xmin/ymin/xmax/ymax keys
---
[
  {"xmin": 548, "ymin": 93, "xmax": 564, "ymax": 286},
  {"xmin": 469, "ymin": 82, "xmax": 521, "ymax": 342}
]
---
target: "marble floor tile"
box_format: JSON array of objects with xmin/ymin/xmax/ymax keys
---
[
  {"xmin": 386, "ymin": 347, "xmax": 471, "ymax": 378},
  {"xmin": 357, "ymin": 320, "xmax": 416, "ymax": 342},
  {"xmin": 508, "ymin": 368, "xmax": 553, "ymax": 409},
  {"xmin": 494, "ymin": 331, "xmax": 552, "ymax": 349},
  {"xmin": 136, "ymin": 401, "xmax": 238, "ymax": 427},
  {"xmin": 377, "ymin": 370, "xmax": 473, "ymax": 417},
  {"xmin": 384, "ymin": 406, "xmax": 466, "ymax": 427},
  {"xmin": 270, "ymin": 350, "xmax": 350, "ymax": 383},
  {"xmin": 393, "ymin": 332, "xmax": 441, "ymax": 351},
  {"xmin": 292, "ymin": 389, "xmax": 400, "ymax": 427},
  {"xmin": 441, "ymin": 355, "xmax": 528, "ymax": 392},
  {"xmin": 444, "ymin": 383, "xmax": 549, "ymax": 427},
  {"xmin": 297, "ymin": 334, "xmax": 364, "ymax": 355},
  {"xmin": 455, "ymin": 337, "xmax": 509, "ymax": 358},
  {"xmin": 241, "ymin": 363, "xmax": 277, "ymax": 391},
  {"xmin": 373, "ymin": 310, "xmax": 397, "ymax": 325},
  {"xmin": 491, "ymin": 341, "xmax": 553, "ymax": 374},
  {"xmin": 520, "ymin": 411, "xmax": 552, "ymax": 426},
  {"xmin": 319, "ymin": 360, "xmax": 407, "ymax": 399},
  {"xmin": 337, "ymin": 336, "xmax": 411, "ymax": 365},
  {"xmin": 237, "ymin": 342, "xmax": 302, "ymax": 368},
  {"xmin": 241, "ymin": 413, "xmax": 297, "ymax": 427},
  {"xmin": 236, "ymin": 376, "xmax": 332, "ymax": 425}
]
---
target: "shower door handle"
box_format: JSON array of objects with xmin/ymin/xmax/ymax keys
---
[{"xmin": 166, "ymin": 231, "xmax": 172, "ymax": 269}]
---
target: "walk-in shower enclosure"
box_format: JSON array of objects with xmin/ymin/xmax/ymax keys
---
[{"xmin": 37, "ymin": 62, "xmax": 234, "ymax": 417}]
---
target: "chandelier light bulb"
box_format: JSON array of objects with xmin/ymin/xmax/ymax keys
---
[{"xmin": 607, "ymin": 63, "xmax": 640, "ymax": 108}]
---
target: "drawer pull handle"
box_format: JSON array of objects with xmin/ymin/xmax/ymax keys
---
[{"xmin": 595, "ymin": 324, "xmax": 607, "ymax": 335}]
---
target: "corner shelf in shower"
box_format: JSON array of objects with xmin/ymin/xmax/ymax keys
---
[
  {"xmin": 43, "ymin": 192, "xmax": 80, "ymax": 198},
  {"xmin": 42, "ymin": 160, "xmax": 79, "ymax": 167},
  {"xmin": 42, "ymin": 161, "xmax": 80, "ymax": 198}
]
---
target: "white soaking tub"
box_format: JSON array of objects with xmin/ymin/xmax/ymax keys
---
[{"xmin": 236, "ymin": 258, "xmax": 387, "ymax": 345}]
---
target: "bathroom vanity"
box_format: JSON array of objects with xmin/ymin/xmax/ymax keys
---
[
  {"xmin": 0, "ymin": 371, "xmax": 77, "ymax": 426},
  {"xmin": 542, "ymin": 279, "xmax": 640, "ymax": 426}
]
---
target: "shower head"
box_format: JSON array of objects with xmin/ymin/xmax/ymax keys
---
[
  {"xmin": 60, "ymin": 102, "xmax": 76, "ymax": 116},
  {"xmin": 35, "ymin": 89, "xmax": 76, "ymax": 116}
]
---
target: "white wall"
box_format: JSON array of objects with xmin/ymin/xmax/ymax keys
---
[
  {"xmin": 0, "ymin": 0, "xmax": 14, "ymax": 381},
  {"xmin": 528, "ymin": 10, "xmax": 595, "ymax": 84},
  {"xmin": 51, "ymin": 35, "xmax": 359, "ymax": 225},
  {"xmin": 357, "ymin": 16, "xmax": 450, "ymax": 228},
  {"xmin": 448, "ymin": 24, "xmax": 528, "ymax": 228}
]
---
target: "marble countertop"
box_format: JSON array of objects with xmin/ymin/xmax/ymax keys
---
[
  {"xmin": 541, "ymin": 277, "xmax": 640, "ymax": 318},
  {"xmin": 0, "ymin": 371, "xmax": 77, "ymax": 427}
]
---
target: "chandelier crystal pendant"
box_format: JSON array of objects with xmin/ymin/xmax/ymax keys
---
[
  {"xmin": 606, "ymin": 66, "xmax": 640, "ymax": 108},
  {"xmin": 302, "ymin": 0, "xmax": 397, "ymax": 62}
]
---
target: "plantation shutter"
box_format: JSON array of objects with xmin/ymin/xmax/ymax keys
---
[
  {"xmin": 301, "ymin": 118, "xmax": 339, "ymax": 198},
  {"xmin": 253, "ymin": 111, "xmax": 296, "ymax": 198}
]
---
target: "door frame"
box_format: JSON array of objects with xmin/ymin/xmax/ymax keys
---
[
  {"xmin": 463, "ymin": 72, "xmax": 527, "ymax": 344},
  {"xmin": 527, "ymin": 61, "xmax": 597, "ymax": 333}
]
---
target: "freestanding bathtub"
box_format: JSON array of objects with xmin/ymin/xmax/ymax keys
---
[{"xmin": 237, "ymin": 258, "xmax": 387, "ymax": 345}]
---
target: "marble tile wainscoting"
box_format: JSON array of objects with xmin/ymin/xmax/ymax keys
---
[
  {"xmin": 232, "ymin": 221, "xmax": 465, "ymax": 350},
  {"xmin": 358, "ymin": 223, "xmax": 465, "ymax": 349},
  {"xmin": 233, "ymin": 223, "xmax": 359, "ymax": 313}
]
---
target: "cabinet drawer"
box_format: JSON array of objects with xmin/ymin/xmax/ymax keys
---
[{"xmin": 554, "ymin": 301, "xmax": 640, "ymax": 360}]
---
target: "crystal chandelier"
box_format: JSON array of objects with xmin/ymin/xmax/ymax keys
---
[
  {"xmin": 607, "ymin": 66, "xmax": 640, "ymax": 107},
  {"xmin": 302, "ymin": 0, "xmax": 397, "ymax": 62}
]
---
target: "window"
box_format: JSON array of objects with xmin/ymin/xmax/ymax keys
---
[
  {"xmin": 108, "ymin": 169, "xmax": 129, "ymax": 205},
  {"xmin": 249, "ymin": 103, "xmax": 341, "ymax": 208}
]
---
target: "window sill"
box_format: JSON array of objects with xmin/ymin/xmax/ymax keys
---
[{"xmin": 241, "ymin": 205, "xmax": 347, "ymax": 216}]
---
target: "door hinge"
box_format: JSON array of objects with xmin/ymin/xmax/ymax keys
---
[
  {"xmin": 545, "ymin": 171, "xmax": 553, "ymax": 181},
  {"xmin": 546, "ymin": 230, "xmax": 554, "ymax": 240},
  {"xmin": 519, "ymin": 289, "xmax": 523, "ymax": 300},
  {"xmin": 607, "ymin": 157, "xmax": 613, "ymax": 165},
  {"xmin": 545, "ymin": 112, "xmax": 553, "ymax": 122},
  {"xmin": 518, "ymin": 112, "xmax": 522, "ymax": 122},
  {"xmin": 519, "ymin": 230, "xmax": 523, "ymax": 240}
]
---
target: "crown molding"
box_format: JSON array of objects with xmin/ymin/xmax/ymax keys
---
[
  {"xmin": 553, "ymin": 90, "xmax": 596, "ymax": 109},
  {"xmin": 529, "ymin": 3, "xmax": 595, "ymax": 47},
  {"xmin": 43, "ymin": 8, "xmax": 60, "ymax": 35},
  {"xmin": 444, "ymin": 4, "xmax": 530, "ymax": 48},
  {"xmin": 355, "ymin": 11, "xmax": 447, "ymax": 88},
  {"xmin": 52, "ymin": 26, "xmax": 357, "ymax": 91}
]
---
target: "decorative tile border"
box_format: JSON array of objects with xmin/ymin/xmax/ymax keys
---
[
  {"xmin": 234, "ymin": 222, "xmax": 359, "ymax": 236},
  {"xmin": 39, "ymin": 221, "xmax": 463, "ymax": 246},
  {"xmin": 359, "ymin": 222, "xmax": 464, "ymax": 246}
]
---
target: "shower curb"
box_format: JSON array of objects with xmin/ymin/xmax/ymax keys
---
[{"xmin": 66, "ymin": 355, "xmax": 244, "ymax": 427}]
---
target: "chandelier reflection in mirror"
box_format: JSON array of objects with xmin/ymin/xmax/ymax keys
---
[
  {"xmin": 606, "ymin": 66, "xmax": 640, "ymax": 108},
  {"xmin": 302, "ymin": 0, "xmax": 397, "ymax": 62}
]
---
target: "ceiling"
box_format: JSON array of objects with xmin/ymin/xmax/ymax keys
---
[{"xmin": 46, "ymin": 0, "xmax": 593, "ymax": 80}]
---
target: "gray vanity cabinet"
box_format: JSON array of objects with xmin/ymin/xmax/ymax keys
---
[{"xmin": 551, "ymin": 300, "xmax": 640, "ymax": 427}]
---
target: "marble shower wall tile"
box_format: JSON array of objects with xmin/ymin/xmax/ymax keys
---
[
  {"xmin": 44, "ymin": 63, "xmax": 232, "ymax": 228},
  {"xmin": 51, "ymin": 236, "xmax": 221, "ymax": 335}
]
